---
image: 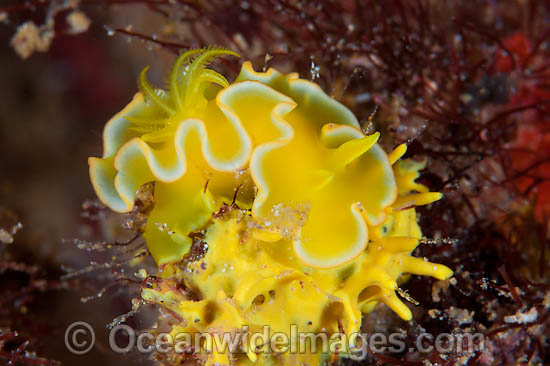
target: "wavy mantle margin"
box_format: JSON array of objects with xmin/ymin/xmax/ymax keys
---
[
  {"xmin": 89, "ymin": 78, "xmax": 298, "ymax": 213},
  {"xmin": 89, "ymin": 60, "xmax": 444, "ymax": 269}
]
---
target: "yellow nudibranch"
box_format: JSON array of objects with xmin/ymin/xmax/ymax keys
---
[{"xmin": 89, "ymin": 47, "xmax": 452, "ymax": 365}]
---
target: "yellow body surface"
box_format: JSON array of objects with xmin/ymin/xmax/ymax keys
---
[{"xmin": 89, "ymin": 48, "xmax": 452, "ymax": 365}]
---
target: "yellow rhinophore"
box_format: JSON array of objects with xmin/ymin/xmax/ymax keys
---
[{"xmin": 89, "ymin": 47, "xmax": 453, "ymax": 365}]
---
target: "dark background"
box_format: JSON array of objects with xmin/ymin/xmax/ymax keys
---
[{"xmin": 0, "ymin": 1, "xmax": 549, "ymax": 365}]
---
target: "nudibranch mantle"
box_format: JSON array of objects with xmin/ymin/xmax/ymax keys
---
[
  {"xmin": 89, "ymin": 48, "xmax": 429, "ymax": 269},
  {"xmin": 89, "ymin": 48, "xmax": 452, "ymax": 365}
]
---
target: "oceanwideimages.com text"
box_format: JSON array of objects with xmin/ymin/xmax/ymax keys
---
[{"xmin": 65, "ymin": 322, "xmax": 485, "ymax": 360}]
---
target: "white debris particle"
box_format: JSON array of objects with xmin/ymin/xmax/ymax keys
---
[
  {"xmin": 432, "ymin": 278, "xmax": 454, "ymax": 302},
  {"xmin": 310, "ymin": 57, "xmax": 320, "ymax": 80},
  {"xmin": 66, "ymin": 11, "xmax": 91, "ymax": 34},
  {"xmin": 447, "ymin": 306, "xmax": 474, "ymax": 325},
  {"xmin": 428, "ymin": 309, "xmax": 441, "ymax": 319},
  {"xmin": 0, "ymin": 222, "xmax": 22, "ymax": 244},
  {"xmin": 504, "ymin": 307, "xmax": 538, "ymax": 324},
  {"xmin": 104, "ymin": 25, "xmax": 115, "ymax": 36},
  {"xmin": 10, "ymin": 21, "xmax": 54, "ymax": 59}
]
